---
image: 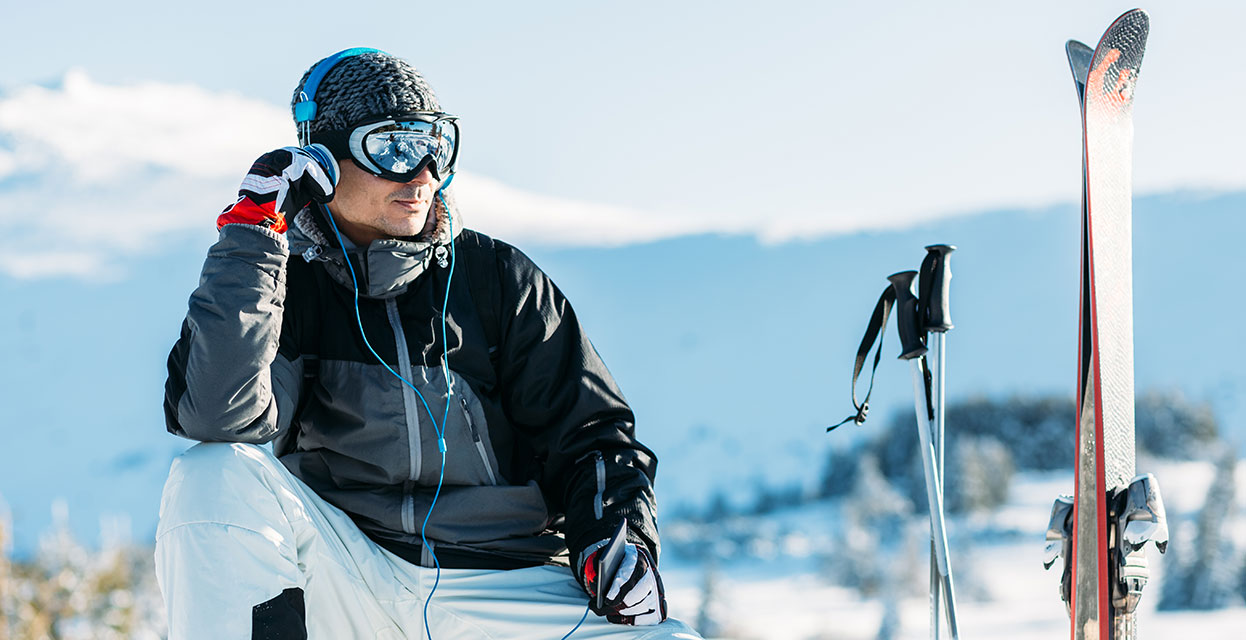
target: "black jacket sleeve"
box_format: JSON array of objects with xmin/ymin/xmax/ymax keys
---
[{"xmin": 491, "ymin": 241, "xmax": 660, "ymax": 574}]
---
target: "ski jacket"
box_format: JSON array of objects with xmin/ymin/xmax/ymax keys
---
[{"xmin": 163, "ymin": 203, "xmax": 659, "ymax": 571}]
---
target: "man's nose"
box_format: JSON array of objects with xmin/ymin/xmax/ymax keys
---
[{"xmin": 409, "ymin": 165, "xmax": 436, "ymax": 185}]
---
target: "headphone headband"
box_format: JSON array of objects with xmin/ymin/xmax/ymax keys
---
[{"xmin": 293, "ymin": 47, "xmax": 389, "ymax": 124}]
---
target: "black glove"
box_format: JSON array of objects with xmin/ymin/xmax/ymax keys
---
[{"xmin": 217, "ymin": 147, "xmax": 335, "ymax": 232}]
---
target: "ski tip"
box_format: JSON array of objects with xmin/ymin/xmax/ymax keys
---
[
  {"xmin": 1123, "ymin": 7, "xmax": 1150, "ymax": 23},
  {"xmin": 1082, "ymin": 7, "xmax": 1149, "ymax": 112},
  {"xmin": 1065, "ymin": 40, "xmax": 1093, "ymax": 88},
  {"xmin": 1106, "ymin": 7, "xmax": 1150, "ymax": 30},
  {"xmin": 1065, "ymin": 40, "xmax": 1092, "ymax": 57},
  {"xmin": 1097, "ymin": 8, "xmax": 1150, "ymax": 59},
  {"xmin": 1123, "ymin": 8, "xmax": 1150, "ymax": 38}
]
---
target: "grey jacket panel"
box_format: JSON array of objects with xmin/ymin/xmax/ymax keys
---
[
  {"xmin": 166, "ymin": 224, "xmax": 302, "ymax": 444},
  {"xmin": 290, "ymin": 360, "xmax": 500, "ymax": 490},
  {"xmin": 285, "ymin": 456, "xmax": 551, "ymax": 546}
]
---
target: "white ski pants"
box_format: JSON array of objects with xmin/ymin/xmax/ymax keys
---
[{"xmin": 155, "ymin": 443, "xmax": 701, "ymax": 640}]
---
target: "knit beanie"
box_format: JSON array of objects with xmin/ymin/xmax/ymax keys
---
[{"xmin": 291, "ymin": 51, "xmax": 442, "ymax": 135}]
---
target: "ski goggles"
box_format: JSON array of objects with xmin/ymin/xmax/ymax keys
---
[{"xmin": 312, "ymin": 113, "xmax": 460, "ymax": 183}]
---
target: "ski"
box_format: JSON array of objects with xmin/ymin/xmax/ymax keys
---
[{"xmin": 1052, "ymin": 10, "xmax": 1168, "ymax": 640}]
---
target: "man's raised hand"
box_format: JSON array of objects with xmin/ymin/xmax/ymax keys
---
[{"xmin": 217, "ymin": 147, "xmax": 335, "ymax": 233}]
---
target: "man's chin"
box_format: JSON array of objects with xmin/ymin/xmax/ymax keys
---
[
  {"xmin": 384, "ymin": 226, "xmax": 428, "ymax": 241},
  {"xmin": 378, "ymin": 214, "xmax": 433, "ymax": 240}
]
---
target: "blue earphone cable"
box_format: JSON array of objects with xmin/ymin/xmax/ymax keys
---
[
  {"xmin": 320, "ymin": 190, "xmax": 591, "ymax": 639},
  {"xmin": 319, "ymin": 203, "xmax": 450, "ymax": 451},
  {"xmin": 420, "ymin": 190, "xmax": 457, "ymax": 638},
  {"xmin": 561, "ymin": 604, "xmax": 592, "ymax": 640},
  {"xmin": 319, "ymin": 192, "xmax": 454, "ymax": 640}
]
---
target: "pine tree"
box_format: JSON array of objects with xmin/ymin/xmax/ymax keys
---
[
  {"xmin": 820, "ymin": 444, "xmax": 859, "ymax": 499},
  {"xmin": 947, "ymin": 435, "xmax": 1013, "ymax": 514},
  {"xmin": 695, "ymin": 559, "xmax": 723, "ymax": 638},
  {"xmin": 1158, "ymin": 448, "xmax": 1239, "ymax": 610},
  {"xmin": 1135, "ymin": 391, "xmax": 1219, "ymax": 459},
  {"xmin": 876, "ymin": 595, "xmax": 900, "ymax": 640},
  {"xmin": 831, "ymin": 454, "xmax": 912, "ymax": 595}
]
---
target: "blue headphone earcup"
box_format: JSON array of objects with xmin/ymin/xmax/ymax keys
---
[{"xmin": 303, "ymin": 143, "xmax": 340, "ymax": 187}]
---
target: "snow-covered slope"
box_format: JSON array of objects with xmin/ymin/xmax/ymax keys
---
[{"xmin": 657, "ymin": 459, "xmax": 1246, "ymax": 638}]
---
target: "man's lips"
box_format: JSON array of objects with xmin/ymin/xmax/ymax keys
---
[{"xmin": 392, "ymin": 199, "xmax": 428, "ymax": 210}]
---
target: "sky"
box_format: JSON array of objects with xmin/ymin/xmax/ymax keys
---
[
  {"xmin": 1, "ymin": 1, "xmax": 1243, "ymax": 279},
  {"xmin": 1, "ymin": 0, "xmax": 1244, "ymax": 556}
]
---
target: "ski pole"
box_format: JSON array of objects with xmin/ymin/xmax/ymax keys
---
[
  {"xmin": 919, "ymin": 245, "xmax": 955, "ymax": 468},
  {"xmin": 889, "ymin": 271, "xmax": 960, "ymax": 640},
  {"xmin": 920, "ymin": 244, "xmax": 956, "ymax": 640}
]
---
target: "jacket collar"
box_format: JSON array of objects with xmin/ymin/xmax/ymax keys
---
[{"xmin": 287, "ymin": 193, "xmax": 462, "ymax": 299}]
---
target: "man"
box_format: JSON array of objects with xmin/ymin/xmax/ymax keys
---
[{"xmin": 157, "ymin": 48, "xmax": 700, "ymax": 639}]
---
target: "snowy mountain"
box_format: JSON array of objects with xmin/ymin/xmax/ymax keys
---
[{"xmin": 1, "ymin": 190, "xmax": 1243, "ymax": 557}]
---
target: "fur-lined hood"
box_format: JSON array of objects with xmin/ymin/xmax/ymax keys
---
[{"xmin": 286, "ymin": 186, "xmax": 463, "ymax": 299}]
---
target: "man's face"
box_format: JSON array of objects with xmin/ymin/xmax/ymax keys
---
[{"xmin": 326, "ymin": 159, "xmax": 439, "ymax": 245}]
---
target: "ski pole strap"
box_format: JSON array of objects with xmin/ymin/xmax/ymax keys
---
[{"xmin": 828, "ymin": 285, "xmax": 896, "ymax": 432}]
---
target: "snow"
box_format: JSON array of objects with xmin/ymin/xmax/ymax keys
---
[
  {"xmin": 657, "ymin": 461, "xmax": 1246, "ymax": 638},
  {"xmin": 5, "ymin": 456, "xmax": 1242, "ymax": 637}
]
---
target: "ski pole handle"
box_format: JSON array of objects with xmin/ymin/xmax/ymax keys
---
[
  {"xmin": 920, "ymin": 244, "xmax": 956, "ymax": 333},
  {"xmin": 888, "ymin": 270, "xmax": 927, "ymax": 360}
]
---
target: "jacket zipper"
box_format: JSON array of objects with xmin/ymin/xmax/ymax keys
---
[
  {"xmin": 594, "ymin": 453, "xmax": 606, "ymax": 520},
  {"xmin": 461, "ymin": 397, "xmax": 497, "ymax": 485},
  {"xmin": 385, "ymin": 299, "xmax": 422, "ymax": 534},
  {"xmin": 580, "ymin": 451, "xmax": 605, "ymax": 520}
]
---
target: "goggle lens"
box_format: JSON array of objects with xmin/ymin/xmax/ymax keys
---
[
  {"xmin": 314, "ymin": 114, "xmax": 460, "ymax": 183},
  {"xmin": 362, "ymin": 120, "xmax": 456, "ymax": 177}
]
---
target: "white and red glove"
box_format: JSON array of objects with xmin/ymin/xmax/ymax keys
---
[
  {"xmin": 582, "ymin": 542, "xmax": 668, "ymax": 626},
  {"xmin": 217, "ymin": 147, "xmax": 335, "ymax": 233}
]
